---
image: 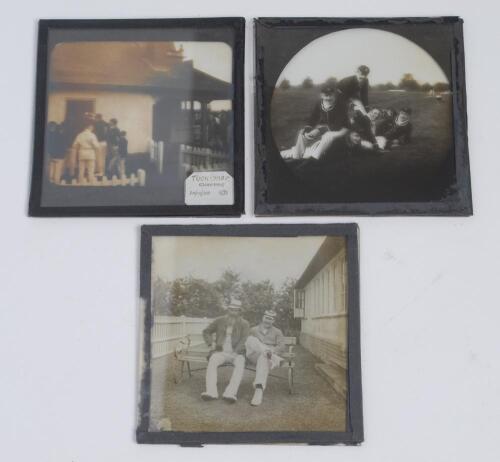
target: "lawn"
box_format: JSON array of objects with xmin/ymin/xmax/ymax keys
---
[
  {"xmin": 270, "ymin": 88, "xmax": 455, "ymax": 202},
  {"xmin": 149, "ymin": 346, "xmax": 347, "ymax": 433}
]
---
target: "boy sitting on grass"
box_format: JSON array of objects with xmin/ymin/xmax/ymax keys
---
[{"xmin": 280, "ymin": 81, "xmax": 349, "ymax": 160}]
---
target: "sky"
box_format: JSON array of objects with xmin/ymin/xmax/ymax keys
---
[
  {"xmin": 177, "ymin": 41, "xmax": 232, "ymax": 111},
  {"xmin": 152, "ymin": 236, "xmax": 328, "ymax": 287},
  {"xmin": 277, "ymin": 28, "xmax": 448, "ymax": 87},
  {"xmin": 176, "ymin": 41, "xmax": 232, "ymax": 83}
]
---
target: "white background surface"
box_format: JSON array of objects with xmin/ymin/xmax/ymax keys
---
[{"xmin": 1, "ymin": 1, "xmax": 499, "ymax": 460}]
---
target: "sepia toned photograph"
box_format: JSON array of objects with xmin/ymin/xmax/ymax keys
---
[
  {"xmin": 29, "ymin": 19, "xmax": 244, "ymax": 216},
  {"xmin": 137, "ymin": 224, "xmax": 362, "ymax": 445},
  {"xmin": 255, "ymin": 17, "xmax": 472, "ymax": 216}
]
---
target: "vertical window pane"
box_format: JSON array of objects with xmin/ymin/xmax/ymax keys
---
[
  {"xmin": 324, "ymin": 272, "xmax": 327, "ymax": 314},
  {"xmin": 330, "ymin": 264, "xmax": 334, "ymax": 313}
]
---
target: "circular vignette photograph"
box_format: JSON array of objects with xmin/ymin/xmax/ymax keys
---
[{"xmin": 270, "ymin": 28, "xmax": 454, "ymax": 203}]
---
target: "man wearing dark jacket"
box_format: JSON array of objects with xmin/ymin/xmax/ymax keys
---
[
  {"xmin": 338, "ymin": 65, "xmax": 380, "ymax": 145},
  {"xmin": 201, "ymin": 298, "xmax": 249, "ymax": 403},
  {"xmin": 337, "ymin": 65, "xmax": 370, "ymax": 108}
]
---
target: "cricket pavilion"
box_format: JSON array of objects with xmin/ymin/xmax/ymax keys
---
[
  {"xmin": 46, "ymin": 41, "xmax": 233, "ymax": 174},
  {"xmin": 293, "ymin": 236, "xmax": 348, "ymax": 397}
]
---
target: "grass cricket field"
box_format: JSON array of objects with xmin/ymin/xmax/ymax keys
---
[{"xmin": 270, "ymin": 88, "xmax": 455, "ymax": 202}]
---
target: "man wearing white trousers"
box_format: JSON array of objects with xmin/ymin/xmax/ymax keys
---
[
  {"xmin": 245, "ymin": 310, "xmax": 286, "ymax": 406},
  {"xmin": 201, "ymin": 299, "xmax": 249, "ymax": 403},
  {"xmin": 73, "ymin": 124, "xmax": 100, "ymax": 184}
]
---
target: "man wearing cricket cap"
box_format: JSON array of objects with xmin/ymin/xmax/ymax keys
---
[
  {"xmin": 337, "ymin": 65, "xmax": 379, "ymax": 146},
  {"xmin": 245, "ymin": 309, "xmax": 286, "ymax": 406},
  {"xmin": 338, "ymin": 65, "xmax": 371, "ymax": 109},
  {"xmin": 201, "ymin": 298, "xmax": 249, "ymax": 403}
]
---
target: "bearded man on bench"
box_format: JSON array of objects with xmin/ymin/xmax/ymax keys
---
[{"xmin": 200, "ymin": 298, "xmax": 249, "ymax": 403}]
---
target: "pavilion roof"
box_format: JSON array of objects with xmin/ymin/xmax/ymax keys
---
[
  {"xmin": 49, "ymin": 42, "xmax": 232, "ymax": 100},
  {"xmin": 295, "ymin": 237, "xmax": 346, "ymax": 290}
]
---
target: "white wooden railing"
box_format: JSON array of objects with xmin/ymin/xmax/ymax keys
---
[
  {"xmin": 179, "ymin": 144, "xmax": 228, "ymax": 171},
  {"xmin": 149, "ymin": 139, "xmax": 164, "ymax": 174},
  {"xmin": 151, "ymin": 315, "xmax": 211, "ymax": 359}
]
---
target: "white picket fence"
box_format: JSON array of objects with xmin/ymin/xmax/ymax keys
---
[{"xmin": 151, "ymin": 315, "xmax": 211, "ymax": 359}]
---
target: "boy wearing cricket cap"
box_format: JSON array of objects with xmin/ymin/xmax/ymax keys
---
[{"xmin": 280, "ymin": 81, "xmax": 350, "ymax": 160}]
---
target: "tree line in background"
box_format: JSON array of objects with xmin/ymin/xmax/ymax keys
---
[
  {"xmin": 152, "ymin": 270, "xmax": 300, "ymax": 335},
  {"xmin": 279, "ymin": 73, "xmax": 450, "ymax": 93}
]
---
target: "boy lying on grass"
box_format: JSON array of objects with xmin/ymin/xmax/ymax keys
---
[{"xmin": 280, "ymin": 80, "xmax": 413, "ymax": 162}]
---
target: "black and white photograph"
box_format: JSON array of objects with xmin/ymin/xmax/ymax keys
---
[
  {"xmin": 4, "ymin": 1, "xmax": 500, "ymax": 461},
  {"xmin": 29, "ymin": 18, "xmax": 244, "ymax": 216},
  {"xmin": 137, "ymin": 224, "xmax": 362, "ymax": 445},
  {"xmin": 255, "ymin": 17, "xmax": 471, "ymax": 216}
]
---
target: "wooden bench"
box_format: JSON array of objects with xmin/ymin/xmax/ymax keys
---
[{"xmin": 173, "ymin": 335, "xmax": 297, "ymax": 394}]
